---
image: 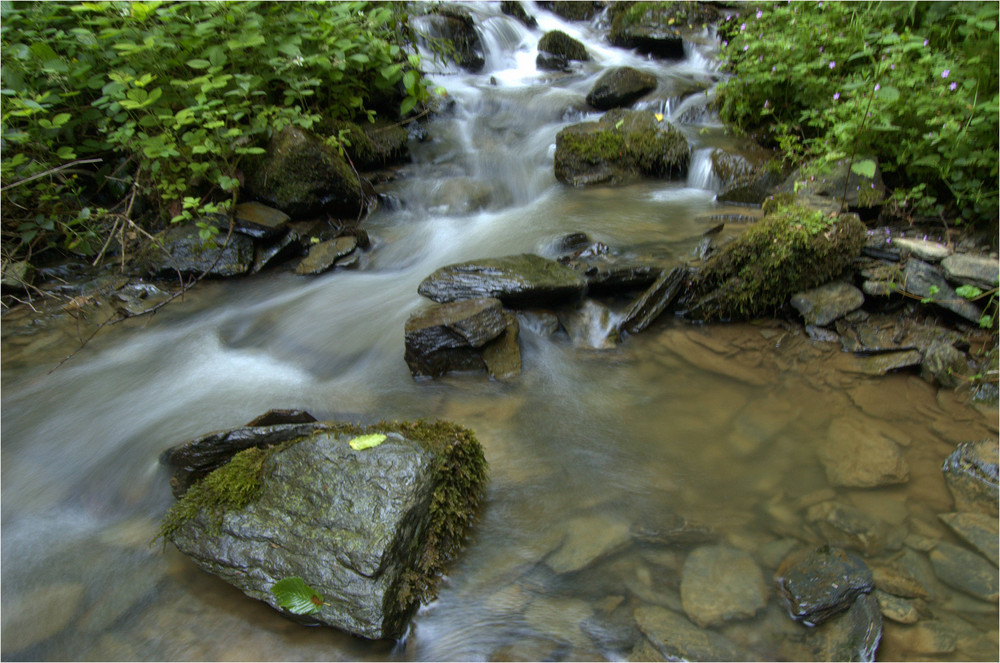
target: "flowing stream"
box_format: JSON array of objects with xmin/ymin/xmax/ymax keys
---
[{"xmin": 2, "ymin": 3, "xmax": 997, "ymax": 661}]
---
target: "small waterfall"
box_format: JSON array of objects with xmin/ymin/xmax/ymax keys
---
[{"xmin": 687, "ymin": 148, "xmax": 720, "ymax": 191}]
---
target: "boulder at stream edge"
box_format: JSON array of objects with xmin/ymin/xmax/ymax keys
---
[
  {"xmin": 417, "ymin": 253, "xmax": 587, "ymax": 307},
  {"xmin": 159, "ymin": 419, "xmax": 488, "ymax": 640}
]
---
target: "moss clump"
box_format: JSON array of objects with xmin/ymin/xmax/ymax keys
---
[
  {"xmin": 537, "ymin": 30, "xmax": 589, "ymax": 61},
  {"xmin": 686, "ymin": 204, "xmax": 866, "ymax": 320},
  {"xmin": 158, "ymin": 446, "xmax": 272, "ymax": 541}
]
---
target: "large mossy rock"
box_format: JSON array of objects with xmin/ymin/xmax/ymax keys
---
[
  {"xmin": 536, "ymin": 30, "xmax": 590, "ymax": 71},
  {"xmin": 421, "ymin": 8, "xmax": 485, "ymax": 72},
  {"xmin": 323, "ymin": 119, "xmax": 410, "ymax": 170},
  {"xmin": 609, "ymin": 1, "xmax": 719, "ymax": 58},
  {"xmin": 554, "ymin": 109, "xmax": 689, "ymax": 186},
  {"xmin": 159, "ymin": 419, "xmax": 487, "ymax": 640},
  {"xmin": 245, "ymin": 126, "xmax": 367, "ymax": 219},
  {"xmin": 500, "ymin": 0, "xmax": 537, "ymax": 28},
  {"xmin": 585, "ymin": 66, "xmax": 657, "ymax": 110},
  {"xmin": 681, "ymin": 205, "xmax": 866, "ymax": 320},
  {"xmin": 417, "ymin": 254, "xmax": 587, "ymax": 307}
]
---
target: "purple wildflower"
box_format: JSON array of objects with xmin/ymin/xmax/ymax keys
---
[
  {"xmin": 924, "ymin": 39, "xmax": 929, "ymax": 47},
  {"xmin": 874, "ymin": 83, "xmax": 880, "ymax": 92},
  {"xmin": 941, "ymin": 69, "xmax": 950, "ymax": 78},
  {"xmin": 833, "ymin": 92, "xmax": 840, "ymax": 101},
  {"xmin": 950, "ymin": 81, "xmax": 957, "ymax": 90},
  {"xmin": 764, "ymin": 99, "xmax": 769, "ymax": 108},
  {"xmin": 756, "ymin": 9, "xmax": 763, "ymax": 19},
  {"xmin": 743, "ymin": 44, "xmax": 749, "ymax": 51},
  {"xmin": 740, "ymin": 22, "xmax": 746, "ymax": 31},
  {"xmin": 829, "ymin": 61, "xmax": 836, "ymax": 69}
]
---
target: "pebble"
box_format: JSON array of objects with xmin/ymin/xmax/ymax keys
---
[
  {"xmin": 679, "ymin": 545, "xmax": 768, "ymax": 628},
  {"xmin": 928, "ymin": 541, "xmax": 999, "ymax": 602},
  {"xmin": 888, "ymin": 620, "xmax": 958, "ymax": 655},
  {"xmin": 523, "ymin": 596, "xmax": 594, "ymax": 649}
]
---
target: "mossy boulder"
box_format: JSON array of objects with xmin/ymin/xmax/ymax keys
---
[
  {"xmin": 422, "ymin": 7, "xmax": 485, "ymax": 72},
  {"xmin": 159, "ymin": 419, "xmax": 488, "ymax": 640},
  {"xmin": 777, "ymin": 157, "xmax": 887, "ymax": 210},
  {"xmin": 554, "ymin": 109, "xmax": 690, "ymax": 186},
  {"xmin": 323, "ymin": 119, "xmax": 410, "ymax": 171},
  {"xmin": 609, "ymin": 1, "xmax": 719, "ymax": 58},
  {"xmin": 500, "ymin": 0, "xmax": 537, "ymax": 27},
  {"xmin": 681, "ymin": 204, "xmax": 867, "ymax": 321},
  {"xmin": 585, "ymin": 66, "xmax": 658, "ymax": 110},
  {"xmin": 244, "ymin": 126, "xmax": 367, "ymax": 219},
  {"xmin": 536, "ymin": 30, "xmax": 589, "ymax": 71},
  {"xmin": 711, "ymin": 141, "xmax": 785, "ymax": 205}
]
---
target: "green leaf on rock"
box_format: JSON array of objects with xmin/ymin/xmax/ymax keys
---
[
  {"xmin": 349, "ymin": 433, "xmax": 387, "ymax": 450},
  {"xmin": 955, "ymin": 284, "xmax": 983, "ymax": 299},
  {"xmin": 850, "ymin": 159, "xmax": 876, "ymax": 179},
  {"xmin": 271, "ymin": 576, "xmax": 323, "ymax": 615}
]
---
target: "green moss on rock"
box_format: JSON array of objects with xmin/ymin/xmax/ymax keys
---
[
  {"xmin": 537, "ymin": 30, "xmax": 589, "ymax": 61},
  {"xmin": 685, "ymin": 204, "xmax": 866, "ymax": 320}
]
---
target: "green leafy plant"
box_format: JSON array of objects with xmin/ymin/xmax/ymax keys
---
[
  {"xmin": 956, "ymin": 283, "xmax": 998, "ymax": 328},
  {"xmin": 1, "ymin": 1, "xmax": 437, "ymax": 268},
  {"xmin": 271, "ymin": 576, "xmax": 324, "ymax": 615},
  {"xmin": 717, "ymin": 1, "xmax": 999, "ymax": 225}
]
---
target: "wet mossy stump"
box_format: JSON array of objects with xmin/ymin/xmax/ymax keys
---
[{"xmin": 158, "ymin": 419, "xmax": 488, "ymax": 640}]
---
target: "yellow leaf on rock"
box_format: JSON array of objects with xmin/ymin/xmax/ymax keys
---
[
  {"xmin": 654, "ymin": 113, "xmax": 664, "ymax": 122},
  {"xmin": 349, "ymin": 433, "xmax": 387, "ymax": 450}
]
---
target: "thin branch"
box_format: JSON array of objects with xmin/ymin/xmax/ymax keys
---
[{"xmin": 1, "ymin": 158, "xmax": 104, "ymax": 192}]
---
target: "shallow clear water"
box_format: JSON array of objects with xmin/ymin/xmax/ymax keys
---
[{"xmin": 2, "ymin": 3, "xmax": 997, "ymax": 661}]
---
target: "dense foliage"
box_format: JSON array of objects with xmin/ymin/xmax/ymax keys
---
[
  {"xmin": 1, "ymin": 1, "xmax": 431, "ymax": 265},
  {"xmin": 717, "ymin": 1, "xmax": 999, "ymax": 225}
]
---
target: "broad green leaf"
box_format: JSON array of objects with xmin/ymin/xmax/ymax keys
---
[
  {"xmin": 271, "ymin": 577, "xmax": 323, "ymax": 615},
  {"xmin": 955, "ymin": 284, "xmax": 983, "ymax": 299},
  {"xmin": 850, "ymin": 159, "xmax": 877, "ymax": 179},
  {"xmin": 349, "ymin": 433, "xmax": 387, "ymax": 451},
  {"xmin": 187, "ymin": 59, "xmax": 211, "ymax": 69},
  {"xmin": 400, "ymin": 95, "xmax": 417, "ymax": 115},
  {"xmin": 56, "ymin": 146, "xmax": 76, "ymax": 159}
]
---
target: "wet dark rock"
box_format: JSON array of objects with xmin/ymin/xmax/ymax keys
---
[
  {"xmin": 805, "ymin": 501, "xmax": 903, "ymax": 556},
  {"xmin": 555, "ymin": 231, "xmax": 593, "ymax": 254},
  {"xmin": 160, "ymin": 421, "xmax": 327, "ymax": 497},
  {"xmin": 778, "ymin": 157, "xmax": 886, "ymax": 210},
  {"xmin": 555, "ymin": 109, "xmax": 689, "ymax": 187},
  {"xmin": 244, "ymin": 126, "xmax": 368, "ymax": 219},
  {"xmin": 233, "ymin": 202, "xmax": 291, "ymax": 240},
  {"xmin": 558, "ymin": 300, "xmax": 620, "ymax": 349},
  {"xmin": 938, "ymin": 512, "xmax": 999, "ymax": 565},
  {"xmin": 422, "ymin": 8, "xmax": 485, "ymax": 72},
  {"xmin": 634, "ymin": 606, "xmax": 742, "ymax": 661},
  {"xmin": 585, "ymin": 67, "xmax": 657, "ymax": 110},
  {"xmin": 806, "ymin": 324, "xmax": 841, "ymax": 343},
  {"xmin": 711, "ymin": 143, "xmax": 784, "ymax": 206},
  {"xmin": 940, "ymin": 253, "xmax": 999, "ymax": 290},
  {"xmin": 163, "ymin": 421, "xmax": 487, "ymax": 640},
  {"xmin": 403, "ymin": 297, "xmax": 509, "ymax": 378},
  {"xmin": 818, "ymin": 419, "xmax": 909, "ymax": 488},
  {"xmin": 619, "ymin": 266, "xmax": 690, "ymax": 335},
  {"xmin": 928, "ymin": 541, "xmax": 999, "ymax": 602},
  {"xmin": 428, "ymin": 177, "xmax": 494, "ymax": 215},
  {"xmin": 609, "ymin": 2, "xmax": 718, "ymax": 58},
  {"xmin": 775, "ymin": 545, "xmax": 874, "ymax": 626},
  {"xmin": 806, "ymin": 593, "xmax": 882, "ymax": 662},
  {"xmin": 852, "ymin": 349, "xmax": 923, "ymax": 376},
  {"xmin": 417, "ymin": 254, "xmax": 587, "ymax": 308},
  {"xmin": 790, "ymin": 281, "xmax": 864, "ymax": 326},
  {"xmin": 898, "ymin": 259, "xmax": 982, "ymax": 323},
  {"xmin": 861, "ymin": 234, "xmax": 903, "ymax": 262},
  {"xmin": 325, "ymin": 119, "xmax": 410, "ymax": 171},
  {"xmin": 942, "ymin": 439, "xmax": 999, "ymax": 517},
  {"xmin": 294, "ymin": 236, "xmax": 358, "ymax": 276},
  {"xmin": 682, "ymin": 207, "xmax": 866, "ymax": 321},
  {"xmin": 539, "ymin": 1, "xmax": 601, "ymax": 21},
  {"xmin": 892, "ymin": 237, "xmax": 950, "ymax": 262},
  {"xmin": 500, "ymin": 0, "xmax": 537, "ymax": 27},
  {"xmin": 245, "ymin": 409, "xmax": 317, "ymax": 427},
  {"xmin": 679, "ymin": 545, "xmax": 767, "ymax": 628},
  {"xmin": 565, "ymin": 257, "xmax": 662, "ymax": 294},
  {"xmin": 920, "ymin": 339, "xmax": 972, "ymax": 388},
  {"xmin": 536, "ymin": 30, "xmax": 589, "ymax": 71},
  {"xmin": 144, "ymin": 224, "xmax": 255, "ymax": 278},
  {"xmin": 481, "ymin": 312, "xmax": 521, "ymax": 381},
  {"xmin": 252, "ymin": 232, "xmax": 303, "ymax": 273}
]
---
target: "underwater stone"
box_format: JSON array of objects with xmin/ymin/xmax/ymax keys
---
[
  {"xmin": 937, "ymin": 512, "xmax": 998, "ymax": 565},
  {"xmin": 634, "ymin": 605, "xmax": 743, "ymax": 661},
  {"xmin": 775, "ymin": 545, "xmax": 874, "ymax": 626},
  {"xmin": 942, "ymin": 439, "xmax": 999, "ymax": 517},
  {"xmin": 819, "ymin": 418, "xmax": 909, "ymax": 488},
  {"xmin": 929, "ymin": 541, "xmax": 999, "ymax": 603},
  {"xmin": 805, "ymin": 593, "xmax": 883, "ymax": 662},
  {"xmin": 164, "ymin": 421, "xmax": 487, "ymax": 640},
  {"xmin": 679, "ymin": 545, "xmax": 767, "ymax": 628}
]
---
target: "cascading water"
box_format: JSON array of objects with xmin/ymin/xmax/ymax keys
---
[{"xmin": 2, "ymin": 3, "xmax": 997, "ymax": 662}]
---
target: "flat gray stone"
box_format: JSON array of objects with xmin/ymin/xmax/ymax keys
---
[
  {"xmin": 819, "ymin": 418, "xmax": 909, "ymax": 488},
  {"xmin": 851, "ymin": 350, "xmax": 923, "ymax": 376},
  {"xmin": 805, "ymin": 501, "xmax": 902, "ymax": 556},
  {"xmin": 942, "ymin": 439, "xmax": 999, "ymax": 517},
  {"xmin": 545, "ymin": 515, "xmax": 631, "ymax": 574},
  {"xmin": 791, "ymin": 281, "xmax": 864, "ymax": 326},
  {"xmin": 417, "ymin": 254, "xmax": 587, "ymax": 308},
  {"xmin": 634, "ymin": 606, "xmax": 743, "ymax": 661},
  {"xmin": 929, "ymin": 541, "xmax": 999, "ymax": 603},
  {"xmin": 294, "ymin": 236, "xmax": 357, "ymax": 275},
  {"xmin": 938, "ymin": 512, "xmax": 999, "ymax": 565},
  {"xmin": 901, "ymin": 259, "xmax": 983, "ymax": 323},
  {"xmin": 680, "ymin": 545, "xmax": 767, "ymax": 628},
  {"xmin": 234, "ymin": 201, "xmax": 291, "ymax": 239},
  {"xmin": 940, "ymin": 253, "xmax": 999, "ymax": 288},
  {"xmin": 892, "ymin": 237, "xmax": 951, "ymax": 262},
  {"xmin": 775, "ymin": 546, "xmax": 873, "ymax": 626}
]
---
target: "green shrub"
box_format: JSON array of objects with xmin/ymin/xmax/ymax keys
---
[
  {"xmin": 716, "ymin": 1, "xmax": 998, "ymax": 225},
  {"xmin": 1, "ymin": 1, "xmax": 434, "ymax": 265}
]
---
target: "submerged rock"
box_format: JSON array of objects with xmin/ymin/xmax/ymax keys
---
[
  {"xmin": 417, "ymin": 254, "xmax": 587, "ymax": 307},
  {"xmin": 554, "ymin": 109, "xmax": 689, "ymax": 187},
  {"xmin": 818, "ymin": 418, "xmax": 909, "ymax": 488},
  {"xmin": 775, "ymin": 545, "xmax": 874, "ymax": 626},
  {"xmin": 937, "ymin": 512, "xmax": 999, "ymax": 565},
  {"xmin": 682, "ymin": 206, "xmax": 866, "ymax": 321},
  {"xmin": 634, "ymin": 605, "xmax": 743, "ymax": 661},
  {"xmin": 805, "ymin": 501, "xmax": 902, "ymax": 556},
  {"xmin": 160, "ymin": 420, "xmax": 488, "ymax": 640},
  {"xmin": 806, "ymin": 593, "xmax": 883, "ymax": 662},
  {"xmin": 928, "ymin": 541, "xmax": 999, "ymax": 602},
  {"xmin": 942, "ymin": 439, "xmax": 999, "ymax": 517},
  {"xmin": 585, "ymin": 67, "xmax": 657, "ymax": 110},
  {"xmin": 679, "ymin": 545, "xmax": 767, "ymax": 628},
  {"xmin": 790, "ymin": 282, "xmax": 864, "ymax": 326}
]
